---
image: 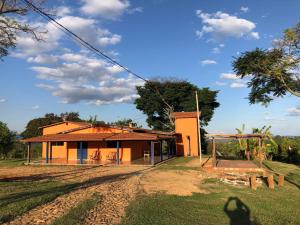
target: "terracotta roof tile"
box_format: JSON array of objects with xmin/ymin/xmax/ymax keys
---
[
  {"xmin": 170, "ymin": 111, "xmax": 200, "ymax": 118},
  {"xmin": 21, "ymin": 132, "xmax": 175, "ymax": 143}
]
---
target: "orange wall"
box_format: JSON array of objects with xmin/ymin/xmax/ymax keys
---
[
  {"xmin": 43, "ymin": 122, "xmax": 83, "ymax": 135},
  {"xmin": 45, "ymin": 141, "xmax": 138, "ymax": 162},
  {"xmin": 68, "ymin": 127, "xmax": 128, "ymax": 134},
  {"xmin": 175, "ymin": 117, "xmax": 199, "ymax": 156}
]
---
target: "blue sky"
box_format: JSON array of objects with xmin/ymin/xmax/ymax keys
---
[{"xmin": 0, "ymin": 0, "xmax": 299, "ymax": 135}]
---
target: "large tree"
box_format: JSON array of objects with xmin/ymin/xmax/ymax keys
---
[
  {"xmin": 0, "ymin": 121, "xmax": 16, "ymax": 158},
  {"xmin": 0, "ymin": 0, "xmax": 46, "ymax": 59},
  {"xmin": 135, "ymin": 80, "xmax": 220, "ymax": 150},
  {"xmin": 233, "ymin": 22, "xmax": 300, "ymax": 105},
  {"xmin": 21, "ymin": 112, "xmax": 83, "ymax": 138}
]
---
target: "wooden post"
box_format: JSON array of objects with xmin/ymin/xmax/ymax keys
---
[
  {"xmin": 50, "ymin": 142, "xmax": 52, "ymax": 161},
  {"xmin": 250, "ymin": 175, "xmax": 257, "ymax": 190},
  {"xmin": 160, "ymin": 141, "xmax": 163, "ymax": 162},
  {"xmin": 116, "ymin": 141, "xmax": 120, "ymax": 165},
  {"xmin": 195, "ymin": 91, "xmax": 202, "ymax": 165},
  {"xmin": 151, "ymin": 141, "xmax": 155, "ymax": 165},
  {"xmin": 258, "ymin": 137, "xmax": 262, "ymax": 168},
  {"xmin": 80, "ymin": 142, "xmax": 83, "ymax": 164},
  {"xmin": 278, "ymin": 175, "xmax": 285, "ymax": 187},
  {"xmin": 212, "ymin": 138, "xmax": 216, "ymax": 167},
  {"xmin": 46, "ymin": 142, "xmax": 49, "ymax": 163},
  {"xmin": 27, "ymin": 143, "xmax": 31, "ymax": 164},
  {"xmin": 267, "ymin": 175, "xmax": 275, "ymax": 189}
]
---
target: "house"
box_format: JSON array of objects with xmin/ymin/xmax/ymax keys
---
[{"xmin": 21, "ymin": 111, "xmax": 201, "ymax": 165}]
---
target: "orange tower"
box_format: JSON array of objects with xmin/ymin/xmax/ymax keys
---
[{"xmin": 171, "ymin": 112, "xmax": 200, "ymax": 156}]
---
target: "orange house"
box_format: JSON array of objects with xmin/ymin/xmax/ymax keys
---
[{"xmin": 22, "ymin": 111, "xmax": 200, "ymax": 165}]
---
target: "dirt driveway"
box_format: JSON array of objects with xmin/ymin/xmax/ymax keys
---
[{"xmin": 1, "ymin": 158, "xmax": 208, "ymax": 225}]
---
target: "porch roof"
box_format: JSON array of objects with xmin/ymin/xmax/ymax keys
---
[{"xmin": 21, "ymin": 132, "xmax": 175, "ymax": 143}]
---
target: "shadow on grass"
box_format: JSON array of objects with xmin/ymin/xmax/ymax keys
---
[
  {"xmin": 224, "ymin": 197, "xmax": 260, "ymax": 225},
  {"xmin": 0, "ymin": 168, "xmax": 147, "ymax": 223},
  {"xmin": 0, "ymin": 166, "xmax": 103, "ymax": 182}
]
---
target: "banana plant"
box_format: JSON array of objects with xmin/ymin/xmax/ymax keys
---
[{"xmin": 235, "ymin": 124, "xmax": 247, "ymax": 151}]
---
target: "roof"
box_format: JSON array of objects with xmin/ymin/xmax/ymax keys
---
[
  {"xmin": 170, "ymin": 111, "xmax": 200, "ymax": 119},
  {"xmin": 207, "ymin": 133, "xmax": 265, "ymax": 139},
  {"xmin": 21, "ymin": 132, "xmax": 175, "ymax": 143},
  {"xmin": 39, "ymin": 121, "xmax": 91, "ymax": 129}
]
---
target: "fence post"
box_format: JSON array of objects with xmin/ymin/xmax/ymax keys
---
[
  {"xmin": 267, "ymin": 175, "xmax": 274, "ymax": 189},
  {"xmin": 278, "ymin": 175, "xmax": 284, "ymax": 187},
  {"xmin": 250, "ymin": 175, "xmax": 257, "ymax": 190}
]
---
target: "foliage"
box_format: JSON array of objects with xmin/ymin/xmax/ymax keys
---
[
  {"xmin": 110, "ymin": 118, "xmax": 141, "ymax": 128},
  {"xmin": 86, "ymin": 115, "xmax": 106, "ymax": 126},
  {"xmin": 233, "ymin": 22, "xmax": 300, "ymax": 105},
  {"xmin": 0, "ymin": 121, "xmax": 16, "ymax": 159},
  {"xmin": 0, "ymin": 0, "xmax": 47, "ymax": 59},
  {"xmin": 135, "ymin": 80, "xmax": 220, "ymax": 151},
  {"xmin": 235, "ymin": 124, "xmax": 247, "ymax": 150},
  {"xmin": 21, "ymin": 112, "xmax": 83, "ymax": 138}
]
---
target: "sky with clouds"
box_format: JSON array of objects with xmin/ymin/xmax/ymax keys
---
[{"xmin": 0, "ymin": 0, "xmax": 299, "ymax": 135}]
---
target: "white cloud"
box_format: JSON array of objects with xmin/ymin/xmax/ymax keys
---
[
  {"xmin": 219, "ymin": 44, "xmax": 225, "ymax": 47},
  {"xmin": 0, "ymin": 98, "xmax": 6, "ymax": 103},
  {"xmin": 212, "ymin": 47, "xmax": 220, "ymax": 54},
  {"xmin": 264, "ymin": 116, "xmax": 286, "ymax": 121},
  {"xmin": 196, "ymin": 10, "xmax": 259, "ymax": 40},
  {"xmin": 230, "ymin": 82, "xmax": 247, "ymax": 88},
  {"xmin": 56, "ymin": 6, "xmax": 72, "ymax": 17},
  {"xmin": 27, "ymin": 54, "xmax": 58, "ymax": 64},
  {"xmin": 201, "ymin": 59, "xmax": 217, "ymax": 65},
  {"xmin": 215, "ymin": 81, "xmax": 227, "ymax": 86},
  {"xmin": 240, "ymin": 6, "xmax": 249, "ymax": 13},
  {"xmin": 250, "ymin": 32, "xmax": 260, "ymax": 39},
  {"xmin": 13, "ymin": 16, "xmax": 122, "ymax": 58},
  {"xmin": 32, "ymin": 52, "xmax": 144, "ymax": 105},
  {"xmin": 32, "ymin": 105, "xmax": 40, "ymax": 110},
  {"xmin": 287, "ymin": 107, "xmax": 300, "ymax": 116},
  {"xmin": 81, "ymin": 0, "xmax": 130, "ymax": 20},
  {"xmin": 127, "ymin": 7, "xmax": 143, "ymax": 14},
  {"xmin": 220, "ymin": 73, "xmax": 239, "ymax": 80}
]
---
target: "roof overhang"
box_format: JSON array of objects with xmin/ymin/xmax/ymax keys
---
[{"xmin": 21, "ymin": 132, "xmax": 175, "ymax": 143}]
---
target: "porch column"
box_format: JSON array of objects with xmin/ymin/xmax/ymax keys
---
[
  {"xmin": 50, "ymin": 142, "xmax": 53, "ymax": 160},
  {"xmin": 46, "ymin": 142, "xmax": 49, "ymax": 163},
  {"xmin": 212, "ymin": 138, "xmax": 216, "ymax": 167},
  {"xmin": 79, "ymin": 141, "xmax": 83, "ymax": 164},
  {"xmin": 27, "ymin": 143, "xmax": 31, "ymax": 164},
  {"xmin": 150, "ymin": 141, "xmax": 155, "ymax": 165},
  {"xmin": 258, "ymin": 137, "xmax": 262, "ymax": 168},
  {"xmin": 116, "ymin": 141, "xmax": 120, "ymax": 165},
  {"xmin": 160, "ymin": 141, "xmax": 163, "ymax": 162}
]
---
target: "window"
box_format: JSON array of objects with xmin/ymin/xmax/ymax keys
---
[{"xmin": 52, "ymin": 142, "xmax": 64, "ymax": 146}]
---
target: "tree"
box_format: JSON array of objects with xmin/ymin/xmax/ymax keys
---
[
  {"xmin": 233, "ymin": 22, "xmax": 300, "ymax": 105},
  {"xmin": 0, "ymin": 121, "xmax": 16, "ymax": 158},
  {"xmin": 0, "ymin": 0, "xmax": 46, "ymax": 59},
  {"xmin": 135, "ymin": 80, "xmax": 220, "ymax": 151},
  {"xmin": 21, "ymin": 112, "xmax": 82, "ymax": 138},
  {"xmin": 110, "ymin": 118, "xmax": 140, "ymax": 128}
]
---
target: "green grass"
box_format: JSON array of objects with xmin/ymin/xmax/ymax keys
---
[
  {"xmin": 263, "ymin": 160, "xmax": 300, "ymax": 187},
  {"xmin": 122, "ymin": 161, "xmax": 300, "ymax": 225},
  {"xmin": 0, "ymin": 159, "xmax": 26, "ymax": 167},
  {"xmin": 157, "ymin": 157, "xmax": 201, "ymax": 171},
  {"xmin": 0, "ymin": 179, "xmax": 81, "ymax": 224},
  {"xmin": 51, "ymin": 194, "xmax": 101, "ymax": 225}
]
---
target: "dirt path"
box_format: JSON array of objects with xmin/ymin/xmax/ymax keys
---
[{"xmin": 3, "ymin": 166, "xmax": 146, "ymax": 225}]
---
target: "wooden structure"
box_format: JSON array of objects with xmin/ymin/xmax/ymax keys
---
[{"xmin": 207, "ymin": 133, "xmax": 265, "ymax": 168}]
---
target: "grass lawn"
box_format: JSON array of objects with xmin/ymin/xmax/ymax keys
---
[
  {"xmin": 122, "ymin": 160, "xmax": 300, "ymax": 225},
  {"xmin": 263, "ymin": 160, "xmax": 300, "ymax": 187},
  {"xmin": 0, "ymin": 159, "xmax": 26, "ymax": 167},
  {"xmin": 0, "ymin": 178, "xmax": 80, "ymax": 223}
]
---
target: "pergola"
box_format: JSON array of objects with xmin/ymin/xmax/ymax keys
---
[{"xmin": 206, "ymin": 133, "xmax": 265, "ymax": 167}]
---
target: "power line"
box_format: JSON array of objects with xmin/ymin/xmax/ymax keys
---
[{"xmin": 21, "ymin": 0, "xmax": 173, "ymax": 110}]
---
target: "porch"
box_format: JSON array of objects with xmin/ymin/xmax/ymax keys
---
[{"xmin": 22, "ymin": 132, "xmax": 176, "ymax": 166}]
